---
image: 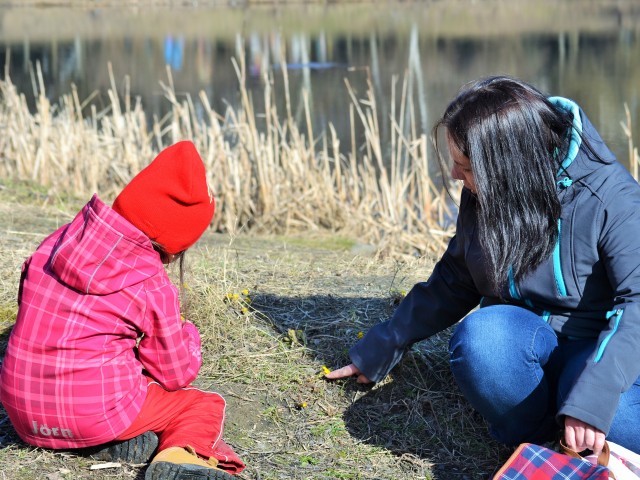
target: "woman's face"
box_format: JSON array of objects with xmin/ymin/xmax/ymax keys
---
[{"xmin": 447, "ymin": 134, "xmax": 477, "ymax": 194}]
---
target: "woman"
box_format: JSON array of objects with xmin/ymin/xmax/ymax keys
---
[{"xmin": 327, "ymin": 76, "xmax": 640, "ymax": 456}]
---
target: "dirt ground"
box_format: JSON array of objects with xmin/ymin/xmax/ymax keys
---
[{"xmin": 0, "ymin": 182, "xmax": 511, "ymax": 480}]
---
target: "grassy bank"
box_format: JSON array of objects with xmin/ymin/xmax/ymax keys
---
[{"xmin": 0, "ymin": 182, "xmax": 510, "ymax": 479}]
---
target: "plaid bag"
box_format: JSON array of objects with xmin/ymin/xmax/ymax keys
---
[
  {"xmin": 493, "ymin": 442, "xmax": 612, "ymax": 480},
  {"xmin": 562, "ymin": 440, "xmax": 640, "ymax": 480}
]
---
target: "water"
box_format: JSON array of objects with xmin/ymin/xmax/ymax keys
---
[{"xmin": 0, "ymin": 1, "xmax": 638, "ymax": 166}]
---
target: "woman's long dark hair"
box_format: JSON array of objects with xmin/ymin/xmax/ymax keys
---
[{"xmin": 433, "ymin": 76, "xmax": 574, "ymax": 293}]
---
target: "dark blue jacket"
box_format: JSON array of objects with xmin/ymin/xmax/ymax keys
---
[{"xmin": 350, "ymin": 97, "xmax": 640, "ymax": 436}]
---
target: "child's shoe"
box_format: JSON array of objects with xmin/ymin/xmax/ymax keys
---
[
  {"xmin": 78, "ymin": 430, "xmax": 158, "ymax": 463},
  {"xmin": 145, "ymin": 445, "xmax": 234, "ymax": 480}
]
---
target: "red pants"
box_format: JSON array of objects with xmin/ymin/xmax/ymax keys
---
[{"xmin": 115, "ymin": 380, "xmax": 245, "ymax": 473}]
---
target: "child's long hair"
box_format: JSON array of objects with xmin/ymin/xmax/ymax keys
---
[
  {"xmin": 433, "ymin": 76, "xmax": 574, "ymax": 294},
  {"xmin": 153, "ymin": 241, "xmax": 187, "ymax": 304}
]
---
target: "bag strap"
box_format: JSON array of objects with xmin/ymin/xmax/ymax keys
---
[{"xmin": 559, "ymin": 439, "xmax": 616, "ymax": 479}]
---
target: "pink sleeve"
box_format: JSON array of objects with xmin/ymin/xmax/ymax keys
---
[{"xmin": 137, "ymin": 283, "xmax": 202, "ymax": 390}]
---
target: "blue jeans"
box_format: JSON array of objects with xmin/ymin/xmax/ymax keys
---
[{"xmin": 448, "ymin": 305, "xmax": 640, "ymax": 452}]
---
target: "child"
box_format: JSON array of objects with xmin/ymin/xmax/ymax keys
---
[{"xmin": 0, "ymin": 141, "xmax": 245, "ymax": 479}]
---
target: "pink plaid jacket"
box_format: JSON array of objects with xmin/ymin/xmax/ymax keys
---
[{"xmin": 0, "ymin": 195, "xmax": 202, "ymax": 448}]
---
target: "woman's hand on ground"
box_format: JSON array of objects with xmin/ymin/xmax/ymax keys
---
[
  {"xmin": 324, "ymin": 363, "xmax": 372, "ymax": 384},
  {"xmin": 564, "ymin": 416, "xmax": 605, "ymax": 456}
]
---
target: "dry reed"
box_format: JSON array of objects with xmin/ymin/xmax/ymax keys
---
[
  {"xmin": 2, "ymin": 54, "xmax": 637, "ymax": 259},
  {"xmin": 0, "ymin": 53, "xmax": 455, "ymax": 258},
  {"xmin": 621, "ymin": 102, "xmax": 640, "ymax": 180}
]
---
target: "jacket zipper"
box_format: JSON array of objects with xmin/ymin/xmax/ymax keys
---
[
  {"xmin": 594, "ymin": 308, "xmax": 623, "ymax": 363},
  {"xmin": 508, "ymin": 266, "xmax": 533, "ymax": 308},
  {"xmin": 507, "ymin": 218, "xmax": 566, "ymax": 318},
  {"xmin": 553, "ymin": 219, "xmax": 567, "ymax": 296}
]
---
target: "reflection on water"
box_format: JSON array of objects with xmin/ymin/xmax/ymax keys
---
[{"xmin": 0, "ymin": 2, "xmax": 638, "ymax": 167}]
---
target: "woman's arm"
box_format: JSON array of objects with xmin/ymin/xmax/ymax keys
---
[{"xmin": 341, "ymin": 190, "xmax": 482, "ymax": 383}]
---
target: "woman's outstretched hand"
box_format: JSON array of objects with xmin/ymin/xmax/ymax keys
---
[{"xmin": 324, "ymin": 363, "xmax": 372, "ymax": 384}]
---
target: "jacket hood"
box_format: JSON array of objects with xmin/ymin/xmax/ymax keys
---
[
  {"xmin": 48, "ymin": 194, "xmax": 163, "ymax": 295},
  {"xmin": 549, "ymin": 96, "xmax": 617, "ymax": 186}
]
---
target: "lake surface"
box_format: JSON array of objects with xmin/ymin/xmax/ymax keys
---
[{"xmin": 0, "ymin": 0, "xmax": 638, "ymax": 166}]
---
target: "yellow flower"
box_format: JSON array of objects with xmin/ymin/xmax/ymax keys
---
[
  {"xmin": 357, "ymin": 331, "xmax": 364, "ymax": 339},
  {"xmin": 300, "ymin": 402, "xmax": 308, "ymax": 408},
  {"xmin": 321, "ymin": 365, "xmax": 331, "ymax": 375},
  {"xmin": 241, "ymin": 307, "xmax": 249, "ymax": 315},
  {"xmin": 241, "ymin": 289, "xmax": 250, "ymax": 296}
]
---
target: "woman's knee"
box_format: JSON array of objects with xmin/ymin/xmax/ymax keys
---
[
  {"xmin": 450, "ymin": 305, "xmax": 549, "ymax": 358},
  {"xmin": 449, "ymin": 305, "xmax": 558, "ymax": 387}
]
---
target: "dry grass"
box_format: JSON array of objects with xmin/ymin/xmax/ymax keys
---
[
  {"xmin": 621, "ymin": 103, "xmax": 640, "ymax": 179},
  {"xmin": 0, "ymin": 53, "xmax": 456, "ymax": 260},
  {"xmin": 0, "ymin": 183, "xmax": 511, "ymax": 480}
]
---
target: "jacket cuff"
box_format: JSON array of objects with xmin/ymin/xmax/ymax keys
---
[
  {"xmin": 349, "ymin": 321, "xmax": 406, "ymax": 383},
  {"xmin": 558, "ymin": 382, "xmax": 621, "ymax": 435}
]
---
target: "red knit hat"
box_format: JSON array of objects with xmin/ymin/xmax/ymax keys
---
[{"xmin": 112, "ymin": 141, "xmax": 215, "ymax": 254}]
